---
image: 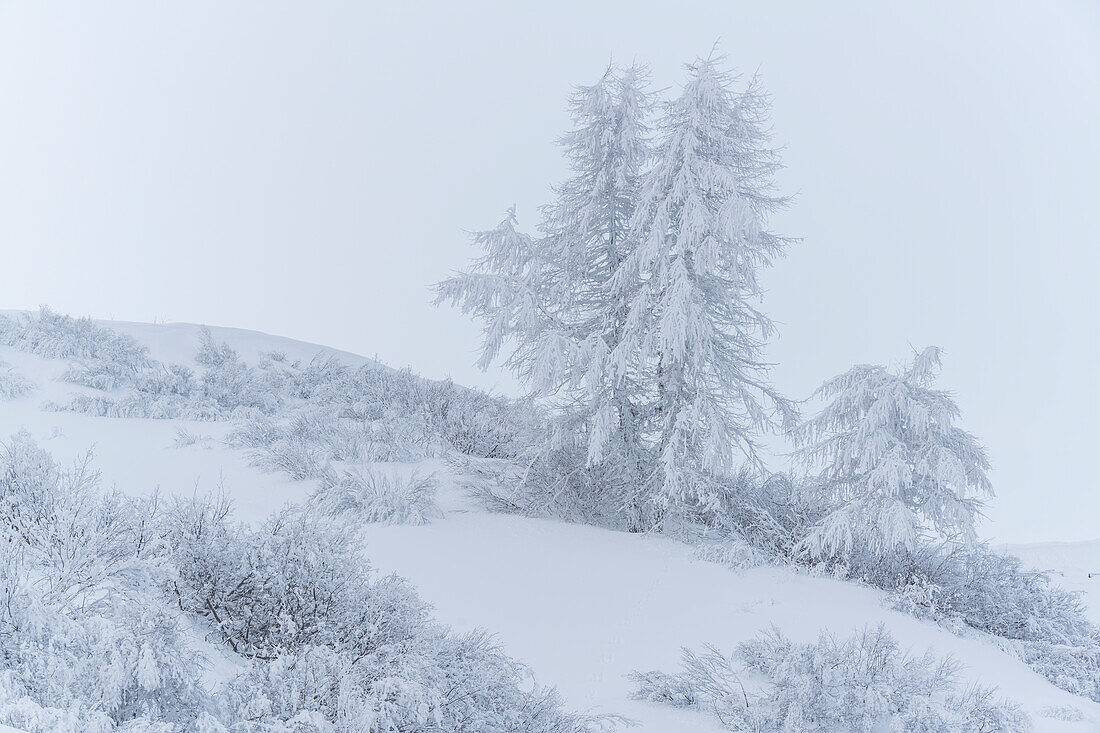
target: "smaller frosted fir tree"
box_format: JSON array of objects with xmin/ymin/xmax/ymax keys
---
[{"xmin": 794, "ymin": 347, "xmax": 992, "ymax": 560}]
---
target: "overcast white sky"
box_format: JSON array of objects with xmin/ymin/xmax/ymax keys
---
[{"xmin": 1, "ymin": 1, "xmax": 1097, "ymax": 543}]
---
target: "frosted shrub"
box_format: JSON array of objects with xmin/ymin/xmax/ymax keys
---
[
  {"xmin": 248, "ymin": 437, "xmax": 329, "ymax": 481},
  {"xmin": 173, "ymin": 427, "xmax": 215, "ymax": 449},
  {"xmin": 1014, "ymin": 639, "xmax": 1100, "ymax": 702},
  {"xmin": 841, "ymin": 542, "xmax": 1100, "ymax": 702},
  {"xmin": 631, "ymin": 626, "xmax": 1030, "ymax": 732},
  {"xmin": 164, "ymin": 498, "xmax": 617, "ymax": 732},
  {"xmin": 0, "ymin": 307, "xmax": 152, "ymax": 369},
  {"xmin": 1039, "ymin": 705, "xmax": 1085, "ymax": 722},
  {"xmin": 690, "ymin": 476, "xmax": 1100, "ymax": 701},
  {"xmin": 887, "ymin": 544, "xmax": 1089, "ymax": 641},
  {"xmin": 6, "ymin": 308, "xmax": 529, "ymax": 462},
  {"xmin": 0, "ymin": 435, "xmax": 209, "ymax": 730},
  {"xmin": 222, "ymin": 630, "xmax": 620, "ymax": 733},
  {"xmin": 311, "ymin": 469, "xmax": 440, "ymax": 525},
  {"xmin": 421, "ymin": 378, "xmax": 530, "ymax": 459},
  {"xmin": 680, "ymin": 469, "xmax": 827, "ymax": 558},
  {"xmin": 466, "ymin": 442, "xmax": 659, "ymax": 532},
  {"xmin": 0, "ymin": 361, "xmax": 33, "ymax": 400},
  {"xmin": 195, "ymin": 327, "xmax": 279, "ymax": 416}
]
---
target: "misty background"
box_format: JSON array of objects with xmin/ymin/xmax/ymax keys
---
[{"xmin": 1, "ymin": 1, "xmax": 1097, "ymax": 543}]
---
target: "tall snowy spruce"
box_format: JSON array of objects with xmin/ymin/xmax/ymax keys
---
[
  {"xmin": 435, "ymin": 64, "xmax": 657, "ymax": 525},
  {"xmin": 794, "ymin": 347, "xmax": 993, "ymax": 560},
  {"xmin": 616, "ymin": 54, "xmax": 796, "ymax": 511},
  {"xmin": 537, "ymin": 63, "xmax": 652, "ymax": 468}
]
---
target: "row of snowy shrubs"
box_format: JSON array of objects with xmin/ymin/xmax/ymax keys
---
[
  {"xmin": 677, "ymin": 469, "xmax": 1100, "ymax": 703},
  {"xmin": 631, "ymin": 626, "xmax": 1031, "ymax": 732},
  {"xmin": 0, "ymin": 307, "xmax": 152, "ymax": 374},
  {"xmin": 0, "ymin": 434, "xmax": 611, "ymax": 732},
  {"xmin": 1, "ymin": 308, "xmax": 531, "ymax": 463}
]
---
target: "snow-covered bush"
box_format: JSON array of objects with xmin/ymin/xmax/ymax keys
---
[
  {"xmin": 244, "ymin": 435, "xmax": 330, "ymax": 481},
  {"xmin": 1039, "ymin": 705, "xmax": 1085, "ymax": 722},
  {"xmin": 5, "ymin": 308, "xmax": 529, "ymax": 465},
  {"xmin": 887, "ymin": 544, "xmax": 1089, "ymax": 641},
  {"xmin": 421, "ymin": 377, "xmax": 529, "ymax": 459},
  {"xmin": 681, "ymin": 471, "xmax": 1100, "ymax": 701},
  {"xmin": 0, "ymin": 307, "xmax": 152, "ymax": 370},
  {"xmin": 310, "ymin": 469, "xmax": 440, "ymax": 525},
  {"xmin": 44, "ymin": 325, "xmax": 276, "ymax": 421},
  {"xmin": 0, "ymin": 435, "xmax": 210, "ymax": 730},
  {"xmin": 465, "ymin": 442, "xmax": 658, "ymax": 532},
  {"xmin": 678, "ymin": 469, "xmax": 827, "ymax": 557},
  {"xmin": 893, "ymin": 543, "xmax": 1100, "ymax": 701},
  {"xmin": 631, "ymin": 626, "xmax": 1030, "ymax": 732},
  {"xmin": 1013, "ymin": 638, "xmax": 1100, "ymax": 703},
  {"xmin": 163, "ymin": 495, "xmax": 617, "ymax": 732},
  {"xmin": 194, "ymin": 328, "xmax": 279, "ymax": 416},
  {"xmin": 220, "ymin": 629, "xmax": 619, "ymax": 733},
  {"xmin": 228, "ymin": 375, "xmax": 529, "ymax": 487},
  {"xmin": 0, "ymin": 362, "xmax": 33, "ymax": 400}
]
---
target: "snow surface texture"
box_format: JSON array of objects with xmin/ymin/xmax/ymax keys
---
[{"xmin": 1, "ymin": 312, "xmax": 1098, "ymax": 731}]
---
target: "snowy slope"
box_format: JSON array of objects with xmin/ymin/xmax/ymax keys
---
[{"xmin": 1, "ymin": 316, "xmax": 1098, "ymax": 732}]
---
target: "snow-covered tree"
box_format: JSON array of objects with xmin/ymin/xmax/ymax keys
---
[
  {"xmin": 536, "ymin": 63, "xmax": 653, "ymax": 467},
  {"xmin": 434, "ymin": 64, "xmax": 655, "ymax": 503},
  {"xmin": 794, "ymin": 346, "xmax": 993, "ymax": 559},
  {"xmin": 615, "ymin": 53, "xmax": 795, "ymax": 509}
]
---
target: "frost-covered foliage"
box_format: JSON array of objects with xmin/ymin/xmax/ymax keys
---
[
  {"xmin": 194, "ymin": 328, "xmax": 279, "ymax": 415},
  {"xmin": 0, "ymin": 434, "xmax": 209, "ymax": 730},
  {"xmin": 57, "ymin": 329, "xmax": 279, "ymax": 420},
  {"xmin": 677, "ymin": 469, "xmax": 826, "ymax": 560},
  {"xmin": 1039, "ymin": 705, "xmax": 1085, "ymax": 722},
  {"xmin": 164, "ymin": 494, "xmax": 617, "ymax": 732},
  {"xmin": 794, "ymin": 346, "xmax": 992, "ymax": 560},
  {"xmin": 0, "ymin": 307, "xmax": 152, "ymax": 371},
  {"xmin": 618, "ymin": 54, "xmax": 796, "ymax": 508},
  {"xmin": 631, "ymin": 626, "xmax": 1030, "ymax": 732},
  {"xmin": 439, "ymin": 52, "xmax": 796, "ymax": 530},
  {"xmin": 223, "ymin": 356, "xmax": 530, "ymax": 483},
  {"xmin": 310, "ymin": 469, "xmax": 440, "ymax": 525},
  {"xmin": 463, "ymin": 444, "xmax": 658, "ymax": 532},
  {"xmin": 1, "ymin": 308, "xmax": 530, "ymax": 465},
  {"xmin": 881, "ymin": 543, "xmax": 1100, "ymax": 702},
  {"xmin": 0, "ymin": 361, "xmax": 34, "ymax": 400},
  {"xmin": 435, "ymin": 64, "xmax": 653, "ymax": 478},
  {"xmin": 0, "ymin": 436, "xmax": 610, "ymax": 731}
]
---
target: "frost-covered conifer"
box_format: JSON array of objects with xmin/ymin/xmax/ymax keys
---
[
  {"xmin": 435, "ymin": 65, "xmax": 654, "ymax": 465},
  {"xmin": 618, "ymin": 53, "xmax": 795, "ymax": 509},
  {"xmin": 794, "ymin": 346, "xmax": 993, "ymax": 559},
  {"xmin": 536, "ymin": 64, "xmax": 653, "ymax": 465}
]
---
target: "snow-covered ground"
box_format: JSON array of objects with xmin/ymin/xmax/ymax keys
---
[{"xmin": 2, "ymin": 317, "xmax": 1098, "ymax": 731}]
